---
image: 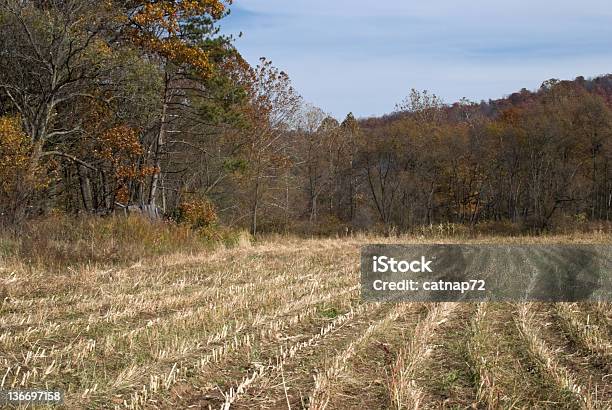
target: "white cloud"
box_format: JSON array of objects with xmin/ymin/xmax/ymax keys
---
[{"xmin": 224, "ymin": 1, "xmax": 612, "ymax": 118}]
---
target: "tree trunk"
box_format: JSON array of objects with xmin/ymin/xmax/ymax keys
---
[
  {"xmin": 76, "ymin": 165, "xmax": 92, "ymax": 212},
  {"xmin": 251, "ymin": 179, "xmax": 260, "ymax": 236},
  {"xmin": 149, "ymin": 72, "xmax": 170, "ymax": 206}
]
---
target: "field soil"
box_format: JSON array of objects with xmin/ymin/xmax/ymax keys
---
[{"xmin": 0, "ymin": 235, "xmax": 610, "ymax": 409}]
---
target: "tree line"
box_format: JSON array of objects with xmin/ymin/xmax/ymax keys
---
[
  {"xmin": 1, "ymin": 1, "xmax": 611, "ymax": 234},
  {"xmin": 304, "ymin": 80, "xmax": 612, "ymax": 233}
]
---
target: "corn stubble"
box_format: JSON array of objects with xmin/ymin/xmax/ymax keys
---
[{"xmin": 0, "ymin": 234, "xmax": 610, "ymax": 409}]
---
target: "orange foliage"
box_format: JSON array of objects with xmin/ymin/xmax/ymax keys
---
[
  {"xmin": 499, "ymin": 107, "xmax": 522, "ymax": 126},
  {"xmin": 178, "ymin": 198, "xmax": 218, "ymax": 238},
  {"xmin": 132, "ymin": 1, "xmax": 227, "ymax": 33},
  {"xmin": 0, "ymin": 116, "xmax": 43, "ymax": 194},
  {"xmin": 129, "ymin": 0, "xmax": 230, "ymax": 77},
  {"xmin": 97, "ymin": 125, "xmax": 143, "ymax": 159},
  {"xmin": 94, "ymin": 125, "xmax": 156, "ymax": 203},
  {"xmin": 0, "ymin": 117, "xmax": 30, "ymax": 176}
]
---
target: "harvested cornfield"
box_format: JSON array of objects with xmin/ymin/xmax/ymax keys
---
[{"xmin": 1, "ymin": 235, "xmax": 611, "ymax": 409}]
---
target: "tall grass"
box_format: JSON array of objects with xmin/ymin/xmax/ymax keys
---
[{"xmin": 0, "ymin": 214, "xmax": 244, "ymax": 270}]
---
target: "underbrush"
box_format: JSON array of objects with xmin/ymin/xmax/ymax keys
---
[
  {"xmin": 0, "ymin": 214, "xmax": 251, "ymax": 270},
  {"xmin": 1, "ymin": 214, "xmax": 609, "ymax": 272}
]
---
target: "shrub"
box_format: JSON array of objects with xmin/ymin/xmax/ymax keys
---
[{"xmin": 175, "ymin": 196, "xmax": 221, "ymax": 239}]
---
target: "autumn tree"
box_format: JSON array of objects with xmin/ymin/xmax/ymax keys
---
[
  {"xmin": 230, "ymin": 58, "xmax": 302, "ymax": 234},
  {"xmin": 0, "ymin": 116, "xmax": 48, "ymax": 224},
  {"xmin": 295, "ymin": 106, "xmax": 331, "ymax": 223},
  {"xmin": 0, "ymin": 0, "xmax": 126, "ymax": 220},
  {"xmin": 124, "ymin": 0, "xmax": 235, "ymax": 208}
]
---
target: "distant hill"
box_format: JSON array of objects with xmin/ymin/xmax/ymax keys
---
[{"xmin": 359, "ymin": 74, "xmax": 612, "ymax": 129}]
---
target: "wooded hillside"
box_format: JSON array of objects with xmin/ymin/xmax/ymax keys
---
[{"xmin": 1, "ymin": 1, "xmax": 611, "ymax": 234}]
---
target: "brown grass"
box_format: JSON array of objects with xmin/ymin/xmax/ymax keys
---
[
  {"xmin": 0, "ymin": 230, "xmax": 610, "ymax": 409},
  {"xmin": 0, "ymin": 214, "xmax": 249, "ymax": 271}
]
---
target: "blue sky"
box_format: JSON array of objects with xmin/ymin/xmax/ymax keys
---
[{"xmin": 221, "ymin": 1, "xmax": 612, "ymax": 119}]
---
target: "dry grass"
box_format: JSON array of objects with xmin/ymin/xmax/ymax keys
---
[
  {"xmin": 0, "ymin": 231, "xmax": 610, "ymax": 409},
  {"xmin": 385, "ymin": 303, "xmax": 456, "ymax": 409},
  {"xmin": 307, "ymin": 302, "xmax": 412, "ymax": 410},
  {"xmin": 0, "ymin": 214, "xmax": 246, "ymax": 271},
  {"xmin": 467, "ymin": 303, "xmax": 500, "ymax": 408},
  {"xmin": 554, "ymin": 303, "xmax": 611, "ymax": 359},
  {"xmin": 516, "ymin": 303, "xmax": 600, "ymax": 409}
]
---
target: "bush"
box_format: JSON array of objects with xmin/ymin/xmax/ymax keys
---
[{"xmin": 175, "ymin": 196, "xmax": 223, "ymax": 240}]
